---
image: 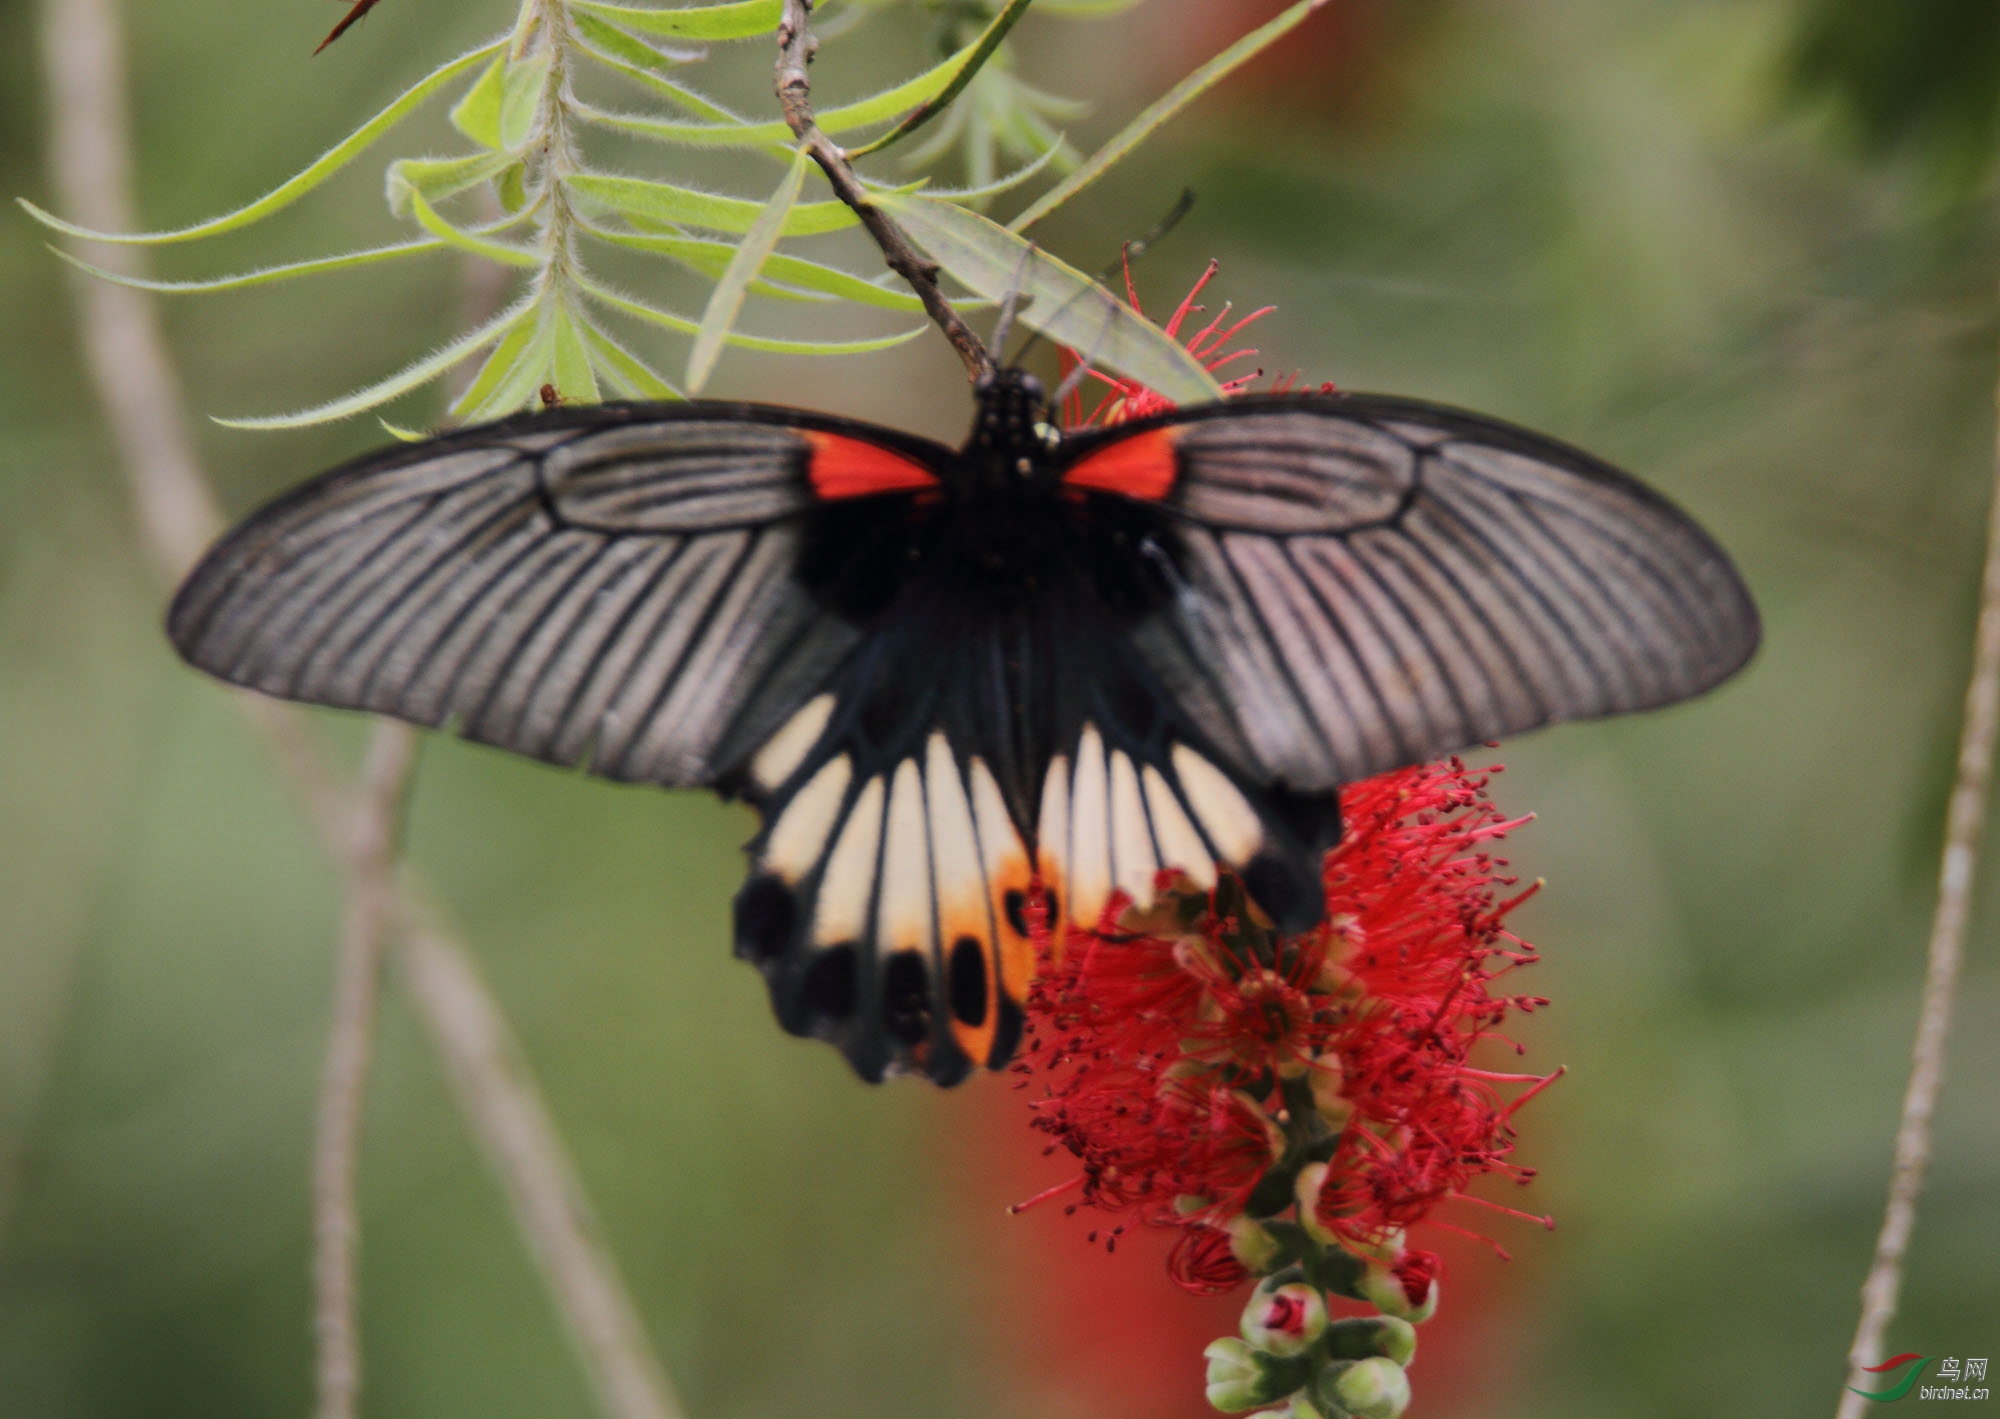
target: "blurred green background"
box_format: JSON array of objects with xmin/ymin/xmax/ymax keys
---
[{"xmin": 3, "ymin": 1, "xmax": 1998, "ymax": 1416}]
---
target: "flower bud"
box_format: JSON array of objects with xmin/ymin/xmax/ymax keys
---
[
  {"xmin": 1293, "ymin": 1162, "xmax": 1337, "ymax": 1246},
  {"xmin": 1239, "ymin": 1277, "xmax": 1328, "ymax": 1357},
  {"xmin": 1359, "ymin": 1249, "xmax": 1439, "ymax": 1323},
  {"xmin": 1324, "ymin": 1316, "xmax": 1417, "ymax": 1367},
  {"xmin": 1203, "ymin": 1338, "xmax": 1308, "ymax": 1413},
  {"xmin": 1324, "ymin": 1357, "xmax": 1411, "ymax": 1419},
  {"xmin": 1226, "ymin": 1214, "xmax": 1282, "ymax": 1273}
]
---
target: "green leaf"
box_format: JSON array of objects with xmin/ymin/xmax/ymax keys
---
[
  {"xmin": 1034, "ymin": 0, "xmax": 1145, "ymax": 13},
  {"xmin": 571, "ymin": 15, "xmax": 743, "ymax": 122},
  {"xmin": 498, "ymin": 50, "xmax": 552, "ymax": 151},
  {"xmin": 404, "ymin": 188, "xmax": 541, "ymax": 266},
  {"xmin": 687, "ymin": 148, "xmax": 810, "ymax": 393},
  {"xmin": 16, "ymin": 39, "xmax": 503, "ymax": 245},
  {"xmin": 549, "ymin": 302, "xmax": 603, "ymax": 405},
  {"xmin": 569, "ymin": 0, "xmax": 781, "ymax": 40},
  {"xmin": 580, "ymin": 221, "xmax": 924, "ymax": 309},
  {"xmin": 378, "ymin": 419, "xmax": 436, "ymax": 442},
  {"xmin": 450, "ymin": 53, "xmax": 509, "ymax": 147},
  {"xmin": 497, "ymin": 162, "xmax": 531, "ymax": 213},
  {"xmin": 847, "ymin": 0, "xmax": 1035, "ymax": 158},
  {"xmin": 566, "ymin": 172, "xmax": 861, "ymax": 235},
  {"xmin": 220, "ymin": 295, "xmax": 538, "ymax": 429},
  {"xmin": 577, "ymin": 319, "xmax": 683, "ymax": 399},
  {"xmin": 387, "ymin": 150, "xmax": 517, "ymax": 216},
  {"xmin": 450, "ymin": 311, "xmax": 551, "ymax": 422},
  {"xmin": 579, "ymin": 275, "xmax": 927, "ymax": 354},
  {"xmin": 874, "ymin": 193, "xmax": 1220, "ymax": 402},
  {"xmin": 903, "ymin": 142, "xmax": 1061, "ymax": 202},
  {"xmin": 574, "ymin": 17, "xmax": 1006, "ymax": 149},
  {"xmin": 45, "ymin": 238, "xmax": 447, "ymax": 293},
  {"xmin": 1010, "ymin": 0, "xmax": 1331, "ymax": 231}
]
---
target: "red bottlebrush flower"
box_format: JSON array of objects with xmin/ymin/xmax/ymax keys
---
[{"xmin": 1015, "ymin": 757, "xmax": 1552, "ymax": 1289}]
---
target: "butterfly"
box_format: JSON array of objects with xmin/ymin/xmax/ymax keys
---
[{"xmin": 167, "ymin": 370, "xmax": 1759, "ymax": 1084}]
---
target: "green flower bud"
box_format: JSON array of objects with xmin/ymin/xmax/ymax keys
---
[
  {"xmin": 1359, "ymin": 1250, "xmax": 1439, "ymax": 1324},
  {"xmin": 1292, "ymin": 1162, "xmax": 1339, "ymax": 1246},
  {"xmin": 1227, "ymin": 1214, "xmax": 1283, "ymax": 1273},
  {"xmin": 1323, "ymin": 1316, "xmax": 1418, "ymax": 1367},
  {"xmin": 1326, "ymin": 1357, "xmax": 1411, "ymax": 1419},
  {"xmin": 1286, "ymin": 1393, "xmax": 1329, "ymax": 1419},
  {"xmin": 1203, "ymin": 1337, "xmax": 1309, "ymax": 1413},
  {"xmin": 1240, "ymin": 1277, "xmax": 1329, "ymax": 1358}
]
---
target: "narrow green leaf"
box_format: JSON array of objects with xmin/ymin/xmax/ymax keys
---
[
  {"xmin": 687, "ymin": 149, "xmax": 810, "ymax": 393},
  {"xmin": 221, "ymin": 296, "xmax": 538, "ymax": 429},
  {"xmin": 566, "ymin": 172, "xmax": 860, "ymax": 235},
  {"xmin": 497, "ymin": 162, "xmax": 531, "ymax": 213},
  {"xmin": 580, "ymin": 221, "xmax": 922, "ymax": 309},
  {"xmin": 405, "ymin": 188, "xmax": 541, "ymax": 266},
  {"xmin": 1010, "ymin": 0, "xmax": 1331, "ymax": 231},
  {"xmin": 579, "ymin": 276, "xmax": 927, "ymax": 354},
  {"xmin": 450, "ymin": 53, "xmax": 509, "ymax": 146},
  {"xmin": 378, "ymin": 420, "xmax": 436, "ymax": 442},
  {"xmin": 498, "ymin": 51, "xmax": 552, "ymax": 151},
  {"xmin": 574, "ymin": 20, "xmax": 999, "ymax": 149},
  {"xmin": 875, "ymin": 193, "xmax": 1219, "ymax": 402},
  {"xmin": 578, "ymin": 319, "xmax": 682, "ymax": 399},
  {"xmin": 570, "ymin": 0, "xmax": 780, "ymax": 40},
  {"xmin": 847, "ymin": 0, "xmax": 1035, "ymax": 158},
  {"xmin": 17, "ymin": 39, "xmax": 503, "ymax": 245},
  {"xmin": 571, "ymin": 16, "xmax": 742, "ymax": 121},
  {"xmin": 549, "ymin": 303, "xmax": 603, "ymax": 405},
  {"xmin": 451, "ymin": 312, "xmax": 552, "ymax": 422},
  {"xmin": 902, "ymin": 142, "xmax": 1061, "ymax": 202},
  {"xmin": 1034, "ymin": 0, "xmax": 1144, "ymax": 14},
  {"xmin": 387, "ymin": 150, "xmax": 516, "ymax": 215},
  {"xmin": 46, "ymin": 238, "xmax": 448, "ymax": 293}
]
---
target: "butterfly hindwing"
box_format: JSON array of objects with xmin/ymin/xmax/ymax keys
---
[
  {"xmin": 168, "ymin": 402, "xmax": 951, "ymax": 788},
  {"xmin": 1058, "ymin": 392, "xmax": 1761, "ymax": 792}
]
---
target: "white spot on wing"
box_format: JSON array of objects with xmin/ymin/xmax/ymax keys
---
[
  {"xmin": 925, "ymin": 734, "xmax": 988, "ymax": 932},
  {"xmin": 877, "ymin": 759, "xmax": 935, "ymax": 954},
  {"xmin": 1036, "ymin": 755, "xmax": 1071, "ymax": 903},
  {"xmin": 814, "ymin": 774, "xmax": 883, "ymax": 945},
  {"xmin": 1171, "ymin": 745, "xmax": 1263, "ymax": 865},
  {"xmin": 750, "ymin": 692, "xmax": 835, "ymax": 790},
  {"xmin": 1143, "ymin": 765, "xmax": 1216, "ymax": 890},
  {"xmin": 1108, "ymin": 751, "xmax": 1158, "ymax": 908},
  {"xmin": 1069, "ymin": 726, "xmax": 1112, "ymax": 928},
  {"xmin": 764, "ymin": 755, "xmax": 852, "ymax": 882}
]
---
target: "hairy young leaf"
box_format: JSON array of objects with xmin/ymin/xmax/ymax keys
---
[
  {"xmin": 687, "ymin": 149, "xmax": 810, "ymax": 392},
  {"xmin": 566, "ymin": 172, "xmax": 862, "ymax": 234},
  {"xmin": 47, "ymin": 239, "xmax": 448, "ymax": 293},
  {"xmin": 579, "ymin": 276, "xmax": 926, "ymax": 354},
  {"xmin": 18, "ymin": 40, "xmax": 503, "ymax": 245},
  {"xmin": 570, "ymin": 0, "xmax": 780, "ymax": 41},
  {"xmin": 450, "ymin": 53, "xmax": 509, "ymax": 147}
]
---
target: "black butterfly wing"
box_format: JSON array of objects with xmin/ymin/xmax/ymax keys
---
[
  {"xmin": 168, "ymin": 402, "xmax": 953, "ymax": 789},
  {"xmin": 1056, "ymin": 392, "xmax": 1760, "ymax": 794}
]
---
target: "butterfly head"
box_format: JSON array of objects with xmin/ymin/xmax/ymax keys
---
[{"xmin": 968, "ymin": 368, "xmax": 1062, "ymax": 488}]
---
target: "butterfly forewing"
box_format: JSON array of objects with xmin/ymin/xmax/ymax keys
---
[
  {"xmin": 169, "ymin": 405, "xmax": 951, "ymax": 789},
  {"xmin": 1058, "ymin": 394, "xmax": 1760, "ymax": 792}
]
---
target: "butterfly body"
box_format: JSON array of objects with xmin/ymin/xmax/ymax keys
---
[{"xmin": 169, "ymin": 372, "xmax": 1758, "ymax": 1085}]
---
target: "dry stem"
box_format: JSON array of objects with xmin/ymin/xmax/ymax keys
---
[
  {"xmin": 39, "ymin": 5, "xmax": 684, "ymax": 1417},
  {"xmin": 776, "ymin": 0, "xmax": 994, "ymax": 381},
  {"xmin": 1833, "ymin": 318, "xmax": 2000, "ymax": 1416}
]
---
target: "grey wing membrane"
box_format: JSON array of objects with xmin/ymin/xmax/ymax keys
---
[
  {"xmin": 1099, "ymin": 394, "xmax": 1760, "ymax": 791},
  {"xmin": 167, "ymin": 406, "xmax": 940, "ymax": 788}
]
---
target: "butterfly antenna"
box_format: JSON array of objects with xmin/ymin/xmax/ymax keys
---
[{"xmin": 989, "ymin": 242, "xmax": 1039, "ymax": 363}]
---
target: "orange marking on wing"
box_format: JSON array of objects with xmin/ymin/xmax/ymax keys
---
[
  {"xmin": 1062, "ymin": 427, "xmax": 1179, "ymax": 500},
  {"xmin": 939, "ymin": 908, "xmax": 999, "ymax": 1068},
  {"xmin": 805, "ymin": 431, "xmax": 939, "ymax": 500}
]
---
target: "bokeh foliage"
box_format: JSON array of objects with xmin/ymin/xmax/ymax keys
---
[{"xmin": 3, "ymin": 2, "xmax": 1998, "ymax": 1418}]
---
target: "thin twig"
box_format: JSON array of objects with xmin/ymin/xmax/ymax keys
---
[
  {"xmin": 313, "ymin": 723, "xmax": 420, "ymax": 1419},
  {"xmin": 399, "ymin": 901, "xmax": 684, "ymax": 1419},
  {"xmin": 1833, "ymin": 319, "xmax": 2000, "ymax": 1417},
  {"xmin": 776, "ymin": 0, "xmax": 993, "ymax": 381},
  {"xmin": 40, "ymin": 7, "xmax": 684, "ymax": 1419}
]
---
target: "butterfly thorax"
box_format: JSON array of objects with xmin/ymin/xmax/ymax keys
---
[{"xmin": 957, "ymin": 369, "xmax": 1064, "ymax": 499}]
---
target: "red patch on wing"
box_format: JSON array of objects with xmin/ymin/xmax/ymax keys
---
[
  {"xmin": 805, "ymin": 431, "xmax": 939, "ymax": 500},
  {"xmin": 1062, "ymin": 427, "xmax": 1179, "ymax": 500}
]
